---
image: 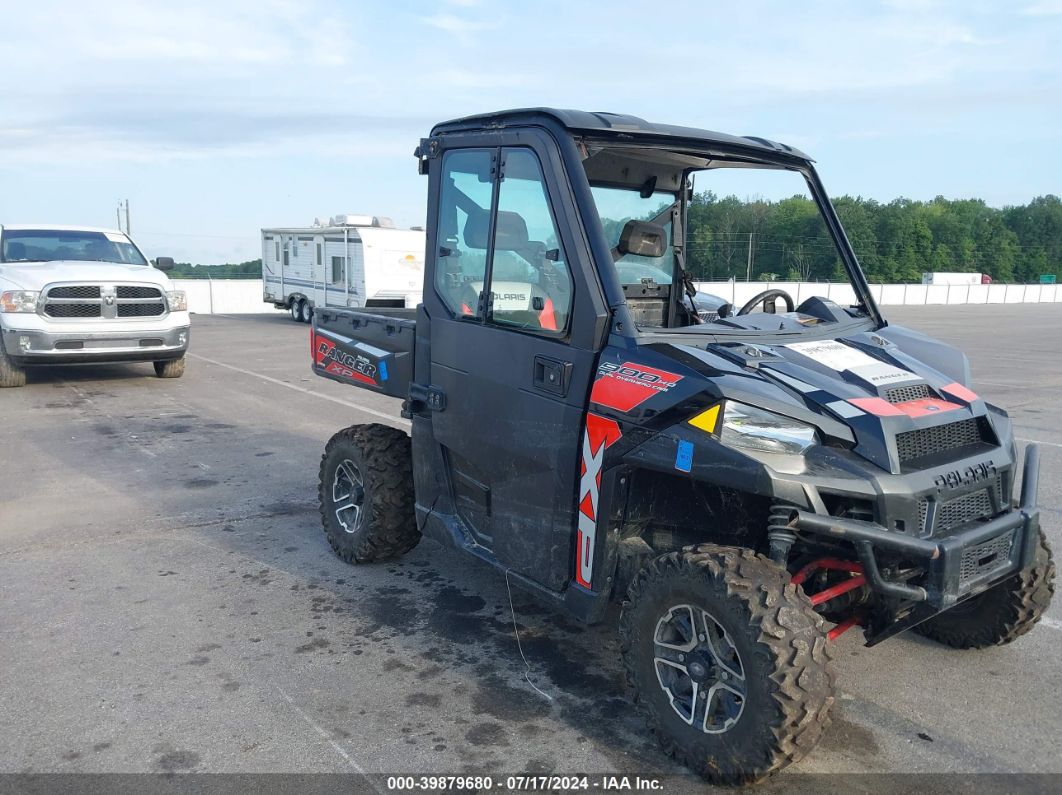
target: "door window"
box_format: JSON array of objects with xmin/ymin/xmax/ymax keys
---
[
  {"xmin": 434, "ymin": 149, "xmax": 494, "ymax": 318},
  {"xmin": 490, "ymin": 148, "xmax": 572, "ymax": 333}
]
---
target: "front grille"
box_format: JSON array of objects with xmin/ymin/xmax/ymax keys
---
[
  {"xmin": 44, "ymin": 303, "xmax": 102, "ymax": 318},
  {"xmin": 919, "ymin": 475, "xmax": 1004, "ymax": 535},
  {"xmin": 959, "ymin": 530, "xmax": 1015, "ymax": 585},
  {"xmin": 48, "ymin": 285, "xmax": 100, "ymax": 299},
  {"xmin": 40, "ymin": 283, "xmax": 167, "ymax": 320},
  {"xmin": 886, "ymin": 383, "xmax": 932, "ymax": 403},
  {"xmin": 117, "ymin": 302, "xmax": 166, "ymax": 318},
  {"xmin": 116, "ymin": 286, "xmax": 161, "ymax": 299},
  {"xmin": 896, "ymin": 418, "xmax": 983, "ymax": 463}
]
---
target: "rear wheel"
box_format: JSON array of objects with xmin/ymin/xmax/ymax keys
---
[
  {"xmin": 0, "ymin": 337, "xmax": 27, "ymax": 388},
  {"xmin": 914, "ymin": 529, "xmax": 1055, "ymax": 649},
  {"xmin": 318, "ymin": 424, "xmax": 420, "ymax": 563},
  {"xmin": 154, "ymin": 357, "xmax": 186, "ymax": 379},
  {"xmin": 620, "ymin": 545, "xmax": 835, "ymax": 785}
]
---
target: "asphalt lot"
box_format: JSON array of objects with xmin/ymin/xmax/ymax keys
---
[{"xmin": 1, "ymin": 304, "xmax": 1061, "ymax": 786}]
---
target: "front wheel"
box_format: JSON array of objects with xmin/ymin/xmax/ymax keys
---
[
  {"xmin": 914, "ymin": 529, "xmax": 1055, "ymax": 649},
  {"xmin": 0, "ymin": 337, "xmax": 27, "ymax": 387},
  {"xmin": 620, "ymin": 545, "xmax": 835, "ymax": 785},
  {"xmin": 290, "ymin": 300, "xmax": 302, "ymax": 322},
  {"xmin": 318, "ymin": 424, "xmax": 420, "ymax": 564},
  {"xmin": 154, "ymin": 357, "xmax": 186, "ymax": 378}
]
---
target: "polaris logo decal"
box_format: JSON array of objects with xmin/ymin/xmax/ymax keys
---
[
  {"xmin": 590, "ymin": 361, "xmax": 683, "ymax": 412},
  {"xmin": 576, "ymin": 413, "xmax": 622, "ymax": 588}
]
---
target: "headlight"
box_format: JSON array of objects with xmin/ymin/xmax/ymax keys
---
[
  {"xmin": 0, "ymin": 290, "xmax": 40, "ymax": 313},
  {"xmin": 167, "ymin": 290, "xmax": 188, "ymax": 312},
  {"xmin": 720, "ymin": 401, "xmax": 818, "ymax": 455}
]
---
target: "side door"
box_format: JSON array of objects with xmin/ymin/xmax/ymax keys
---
[{"xmin": 424, "ymin": 143, "xmax": 602, "ymax": 590}]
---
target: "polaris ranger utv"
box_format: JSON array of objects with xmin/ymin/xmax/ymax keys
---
[{"xmin": 311, "ymin": 109, "xmax": 1054, "ymax": 783}]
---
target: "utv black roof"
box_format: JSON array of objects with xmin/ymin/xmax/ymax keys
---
[{"xmin": 431, "ymin": 107, "xmax": 812, "ymax": 162}]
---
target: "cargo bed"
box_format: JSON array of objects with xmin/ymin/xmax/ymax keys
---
[{"xmin": 311, "ymin": 307, "xmax": 415, "ymax": 399}]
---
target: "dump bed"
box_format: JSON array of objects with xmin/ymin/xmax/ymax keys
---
[{"xmin": 311, "ymin": 307, "xmax": 416, "ymax": 399}]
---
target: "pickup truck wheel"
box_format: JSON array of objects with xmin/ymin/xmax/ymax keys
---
[
  {"xmin": 914, "ymin": 529, "xmax": 1055, "ymax": 649},
  {"xmin": 318, "ymin": 424, "xmax": 419, "ymax": 564},
  {"xmin": 154, "ymin": 357, "xmax": 186, "ymax": 379},
  {"xmin": 0, "ymin": 337, "xmax": 27, "ymax": 388},
  {"xmin": 620, "ymin": 545, "xmax": 835, "ymax": 785}
]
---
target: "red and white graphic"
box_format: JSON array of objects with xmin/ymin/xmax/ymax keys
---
[
  {"xmin": 575, "ymin": 413, "xmax": 622, "ymax": 588},
  {"xmin": 313, "ymin": 330, "xmax": 377, "ymax": 386},
  {"xmin": 590, "ymin": 361, "xmax": 683, "ymax": 412},
  {"xmin": 848, "ymin": 396, "xmax": 962, "ymax": 418}
]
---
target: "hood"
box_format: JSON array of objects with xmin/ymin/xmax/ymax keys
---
[
  {"xmin": 0, "ymin": 261, "xmax": 173, "ymax": 291},
  {"xmin": 615, "ymin": 329, "xmax": 998, "ymax": 475}
]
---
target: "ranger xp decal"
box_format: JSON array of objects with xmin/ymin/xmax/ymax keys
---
[
  {"xmin": 313, "ymin": 330, "xmax": 379, "ymax": 386},
  {"xmin": 576, "ymin": 413, "xmax": 622, "ymax": 588},
  {"xmin": 591, "ymin": 361, "xmax": 683, "ymax": 412}
]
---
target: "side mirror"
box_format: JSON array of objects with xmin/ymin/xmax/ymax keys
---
[{"xmin": 154, "ymin": 256, "xmax": 175, "ymax": 272}]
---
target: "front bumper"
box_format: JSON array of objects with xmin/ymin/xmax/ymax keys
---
[
  {"xmin": 2, "ymin": 323, "xmax": 189, "ymax": 364},
  {"xmin": 788, "ymin": 444, "xmax": 1042, "ymax": 643}
]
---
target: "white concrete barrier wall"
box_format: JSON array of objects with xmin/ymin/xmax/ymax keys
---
[{"xmin": 174, "ymin": 278, "xmax": 1062, "ymax": 315}]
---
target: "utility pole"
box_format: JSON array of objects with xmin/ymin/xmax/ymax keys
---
[
  {"xmin": 746, "ymin": 232, "xmax": 754, "ymax": 281},
  {"xmin": 117, "ymin": 200, "xmax": 131, "ymax": 234}
]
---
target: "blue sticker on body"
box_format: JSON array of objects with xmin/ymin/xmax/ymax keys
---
[
  {"xmin": 378, "ymin": 359, "xmax": 389, "ymax": 381},
  {"xmin": 675, "ymin": 440, "xmax": 694, "ymax": 473}
]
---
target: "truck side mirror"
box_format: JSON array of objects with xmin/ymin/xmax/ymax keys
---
[{"xmin": 154, "ymin": 257, "xmax": 175, "ymax": 272}]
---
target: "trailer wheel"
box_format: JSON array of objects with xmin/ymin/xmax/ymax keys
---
[
  {"xmin": 914, "ymin": 529, "xmax": 1055, "ymax": 649},
  {"xmin": 318, "ymin": 423, "xmax": 420, "ymax": 564},
  {"xmin": 153, "ymin": 356, "xmax": 186, "ymax": 379},
  {"xmin": 290, "ymin": 300, "xmax": 302, "ymax": 322},
  {"xmin": 0, "ymin": 336, "xmax": 27, "ymax": 388},
  {"xmin": 620, "ymin": 545, "xmax": 835, "ymax": 785}
]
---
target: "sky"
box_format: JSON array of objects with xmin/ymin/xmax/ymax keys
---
[{"xmin": 1, "ymin": 0, "xmax": 1060, "ymax": 265}]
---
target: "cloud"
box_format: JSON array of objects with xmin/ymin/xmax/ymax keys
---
[
  {"xmin": 1023, "ymin": 1, "xmax": 1062, "ymax": 15},
  {"xmin": 419, "ymin": 12, "xmax": 494, "ymax": 42}
]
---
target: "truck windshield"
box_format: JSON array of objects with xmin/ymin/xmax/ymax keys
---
[{"xmin": 0, "ymin": 230, "xmax": 148, "ymax": 266}]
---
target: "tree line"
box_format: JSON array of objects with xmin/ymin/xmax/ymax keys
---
[
  {"xmin": 168, "ymin": 259, "xmax": 262, "ymax": 279},
  {"xmin": 685, "ymin": 193, "xmax": 1062, "ymax": 283},
  {"xmin": 174, "ymin": 194, "xmax": 1062, "ymax": 284}
]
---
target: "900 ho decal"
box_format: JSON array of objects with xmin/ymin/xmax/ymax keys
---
[
  {"xmin": 590, "ymin": 360, "xmax": 684, "ymax": 413},
  {"xmin": 313, "ymin": 330, "xmax": 380, "ymax": 386}
]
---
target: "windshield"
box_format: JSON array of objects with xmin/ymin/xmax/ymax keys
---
[
  {"xmin": 584, "ymin": 150, "xmax": 870, "ymax": 335},
  {"xmin": 591, "ymin": 187, "xmax": 674, "ymax": 281},
  {"xmin": 0, "ymin": 229, "xmax": 148, "ymax": 265}
]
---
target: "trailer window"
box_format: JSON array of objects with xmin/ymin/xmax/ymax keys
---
[
  {"xmin": 331, "ymin": 256, "xmax": 345, "ymax": 284},
  {"xmin": 316, "ymin": 243, "xmax": 322, "ymax": 266},
  {"xmin": 435, "ymin": 149, "xmax": 493, "ymax": 318},
  {"xmin": 275, "ymin": 242, "xmax": 280, "ymax": 261}
]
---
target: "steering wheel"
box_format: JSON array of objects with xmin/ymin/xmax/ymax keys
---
[{"xmin": 737, "ymin": 288, "xmax": 795, "ymax": 316}]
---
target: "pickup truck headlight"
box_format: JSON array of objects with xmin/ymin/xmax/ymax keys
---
[
  {"xmin": 167, "ymin": 290, "xmax": 188, "ymax": 312},
  {"xmin": 720, "ymin": 401, "xmax": 818, "ymax": 455},
  {"xmin": 0, "ymin": 290, "xmax": 40, "ymax": 313}
]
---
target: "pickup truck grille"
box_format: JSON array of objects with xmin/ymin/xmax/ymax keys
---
[
  {"xmin": 41, "ymin": 284, "xmax": 167, "ymax": 320},
  {"xmin": 885, "ymin": 383, "xmax": 931, "ymax": 403},
  {"xmin": 118, "ymin": 302, "xmax": 166, "ymax": 317}
]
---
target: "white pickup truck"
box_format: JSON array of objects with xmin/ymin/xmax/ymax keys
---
[{"xmin": 0, "ymin": 225, "xmax": 190, "ymax": 387}]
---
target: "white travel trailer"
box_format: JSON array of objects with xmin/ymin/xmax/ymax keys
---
[{"xmin": 262, "ymin": 215, "xmax": 425, "ymax": 322}]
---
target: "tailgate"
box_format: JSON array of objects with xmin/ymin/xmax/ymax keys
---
[{"xmin": 311, "ymin": 308, "xmax": 414, "ymax": 399}]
